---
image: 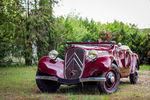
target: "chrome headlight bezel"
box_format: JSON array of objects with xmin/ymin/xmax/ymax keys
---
[
  {"xmin": 49, "ymin": 50, "xmax": 58, "ymax": 60},
  {"xmin": 88, "ymin": 50, "xmax": 98, "ymax": 61}
]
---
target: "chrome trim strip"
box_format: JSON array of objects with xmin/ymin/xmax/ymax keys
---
[
  {"xmin": 66, "ymin": 52, "xmax": 84, "ymax": 69},
  {"xmin": 65, "ymin": 57, "xmax": 73, "ymax": 69},
  {"xmin": 36, "ymin": 76, "xmax": 58, "ymax": 81},
  {"xmin": 65, "ymin": 52, "xmax": 84, "ymax": 72},
  {"xmin": 66, "ymin": 52, "xmax": 74, "ymax": 65},
  {"xmin": 74, "ymin": 53, "xmax": 84, "ymax": 66},
  {"xmin": 80, "ymin": 77, "xmax": 106, "ymax": 82},
  {"xmin": 36, "ymin": 76, "xmax": 106, "ymax": 82},
  {"xmin": 74, "ymin": 58, "xmax": 82, "ymax": 70}
]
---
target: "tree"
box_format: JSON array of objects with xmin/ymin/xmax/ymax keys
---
[
  {"xmin": 24, "ymin": 0, "xmax": 60, "ymax": 61},
  {"xmin": 0, "ymin": 0, "xmax": 23, "ymax": 66}
]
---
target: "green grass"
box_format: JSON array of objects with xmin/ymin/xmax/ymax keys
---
[
  {"xmin": 0, "ymin": 66, "xmax": 37, "ymax": 99},
  {"xmin": 140, "ymin": 65, "xmax": 150, "ymax": 70},
  {"xmin": 0, "ymin": 65, "xmax": 150, "ymax": 100}
]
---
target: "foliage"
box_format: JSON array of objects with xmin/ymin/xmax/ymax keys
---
[
  {"xmin": 0, "ymin": 0, "xmax": 149, "ymax": 66},
  {"xmin": 0, "ymin": 0, "xmax": 23, "ymax": 66},
  {"xmin": 22, "ymin": 0, "xmax": 60, "ymax": 65},
  {"xmin": 140, "ymin": 65, "xmax": 150, "ymax": 70},
  {"xmin": 56, "ymin": 16, "xmax": 150, "ymax": 64},
  {"xmin": 0, "ymin": 0, "xmax": 60, "ymax": 66}
]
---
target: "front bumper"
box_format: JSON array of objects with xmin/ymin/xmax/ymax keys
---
[{"xmin": 36, "ymin": 76, "xmax": 106, "ymax": 85}]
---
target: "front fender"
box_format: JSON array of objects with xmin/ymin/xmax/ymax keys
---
[
  {"xmin": 81, "ymin": 56, "xmax": 113, "ymax": 78},
  {"xmin": 38, "ymin": 56, "xmax": 64, "ymax": 78}
]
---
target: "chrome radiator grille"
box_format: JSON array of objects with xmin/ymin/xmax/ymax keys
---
[{"xmin": 65, "ymin": 47, "xmax": 85, "ymax": 79}]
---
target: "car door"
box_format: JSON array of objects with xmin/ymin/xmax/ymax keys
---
[
  {"xmin": 117, "ymin": 49, "xmax": 130, "ymax": 77},
  {"xmin": 125, "ymin": 50, "xmax": 132, "ymax": 74},
  {"xmin": 118, "ymin": 50, "xmax": 125, "ymax": 67}
]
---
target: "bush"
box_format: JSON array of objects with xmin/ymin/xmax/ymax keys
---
[{"xmin": 57, "ymin": 16, "xmax": 150, "ymax": 64}]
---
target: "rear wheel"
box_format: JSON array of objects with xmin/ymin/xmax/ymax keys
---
[
  {"xmin": 97, "ymin": 63, "xmax": 120, "ymax": 94},
  {"xmin": 36, "ymin": 72, "xmax": 60, "ymax": 93},
  {"xmin": 130, "ymin": 68, "xmax": 138, "ymax": 84}
]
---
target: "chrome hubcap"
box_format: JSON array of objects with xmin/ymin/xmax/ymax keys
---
[{"xmin": 108, "ymin": 72, "xmax": 115, "ymax": 84}]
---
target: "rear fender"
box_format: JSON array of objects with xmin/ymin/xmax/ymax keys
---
[
  {"xmin": 130, "ymin": 54, "xmax": 139, "ymax": 74},
  {"xmin": 38, "ymin": 56, "xmax": 64, "ymax": 78}
]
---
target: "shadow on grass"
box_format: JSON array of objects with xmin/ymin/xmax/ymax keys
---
[
  {"xmin": 56, "ymin": 81, "xmax": 131, "ymax": 95},
  {"xmin": 33, "ymin": 81, "xmax": 131, "ymax": 95},
  {"xmin": 58, "ymin": 83, "xmax": 98, "ymax": 95},
  {"xmin": 120, "ymin": 81, "xmax": 130, "ymax": 85}
]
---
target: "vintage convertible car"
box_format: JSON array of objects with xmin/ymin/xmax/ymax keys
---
[{"xmin": 36, "ymin": 41, "xmax": 140, "ymax": 93}]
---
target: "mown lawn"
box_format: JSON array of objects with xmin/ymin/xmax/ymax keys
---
[
  {"xmin": 140, "ymin": 65, "xmax": 150, "ymax": 70},
  {"xmin": 0, "ymin": 65, "xmax": 150, "ymax": 100}
]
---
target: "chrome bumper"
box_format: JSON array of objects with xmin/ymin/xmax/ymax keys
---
[{"xmin": 36, "ymin": 76, "xmax": 106, "ymax": 85}]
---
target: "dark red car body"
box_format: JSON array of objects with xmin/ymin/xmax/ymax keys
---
[{"xmin": 36, "ymin": 42, "xmax": 140, "ymax": 93}]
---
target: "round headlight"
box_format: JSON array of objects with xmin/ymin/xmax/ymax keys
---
[
  {"xmin": 49, "ymin": 50, "xmax": 58, "ymax": 60},
  {"xmin": 88, "ymin": 50, "xmax": 98, "ymax": 60}
]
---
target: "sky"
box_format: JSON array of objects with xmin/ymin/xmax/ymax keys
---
[{"xmin": 54, "ymin": 0, "xmax": 150, "ymax": 28}]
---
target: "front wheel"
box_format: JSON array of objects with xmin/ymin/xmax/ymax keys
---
[
  {"xmin": 36, "ymin": 72, "xmax": 60, "ymax": 93},
  {"xmin": 97, "ymin": 63, "xmax": 120, "ymax": 94}
]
